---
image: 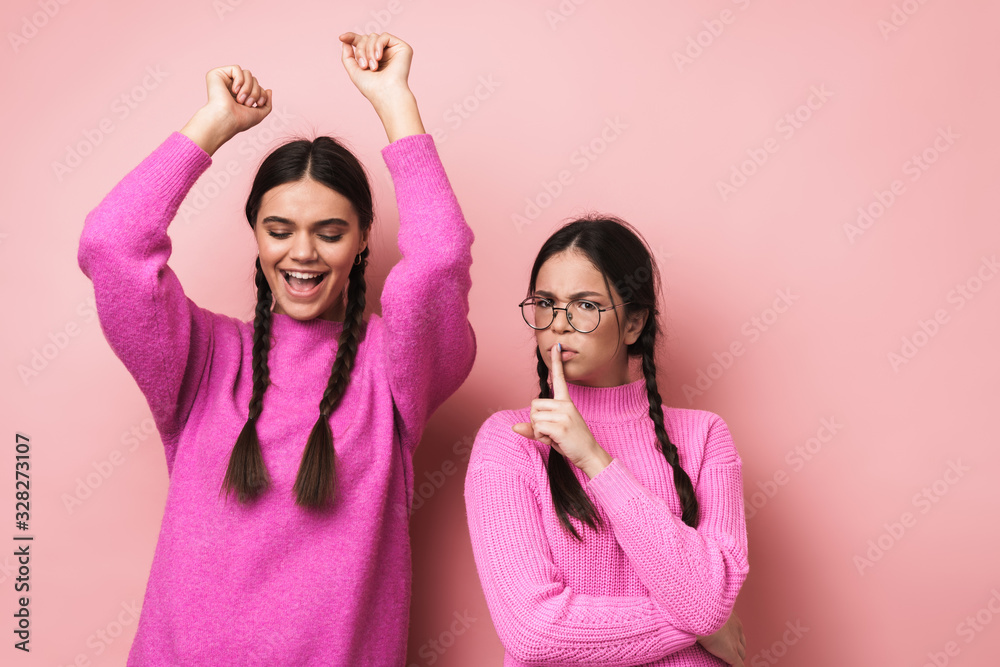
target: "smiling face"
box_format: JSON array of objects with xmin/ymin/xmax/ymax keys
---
[
  {"xmin": 531, "ymin": 249, "xmax": 647, "ymax": 387},
  {"xmin": 254, "ymin": 178, "xmax": 368, "ymax": 322}
]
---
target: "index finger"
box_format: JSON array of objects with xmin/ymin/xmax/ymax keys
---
[{"xmin": 550, "ymin": 342, "xmax": 569, "ymax": 400}]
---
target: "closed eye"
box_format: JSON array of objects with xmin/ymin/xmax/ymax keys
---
[{"xmin": 267, "ymin": 231, "xmax": 344, "ymax": 242}]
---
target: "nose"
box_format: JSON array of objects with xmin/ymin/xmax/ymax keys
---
[
  {"xmin": 289, "ymin": 231, "xmax": 318, "ymax": 262},
  {"xmin": 550, "ymin": 306, "xmax": 572, "ymax": 333}
]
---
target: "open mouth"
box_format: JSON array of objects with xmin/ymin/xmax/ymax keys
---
[{"xmin": 281, "ymin": 270, "xmax": 328, "ymax": 296}]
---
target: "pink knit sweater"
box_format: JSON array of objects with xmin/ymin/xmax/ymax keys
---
[
  {"xmin": 464, "ymin": 379, "xmax": 748, "ymax": 666},
  {"xmin": 77, "ymin": 131, "xmax": 475, "ymax": 665}
]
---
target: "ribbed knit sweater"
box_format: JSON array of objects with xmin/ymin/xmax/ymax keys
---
[
  {"xmin": 464, "ymin": 379, "xmax": 748, "ymax": 666},
  {"xmin": 77, "ymin": 130, "xmax": 475, "ymax": 665}
]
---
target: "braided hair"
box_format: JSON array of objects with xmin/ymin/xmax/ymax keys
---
[
  {"xmin": 221, "ymin": 136, "xmax": 374, "ymax": 508},
  {"xmin": 528, "ymin": 215, "xmax": 698, "ymax": 540}
]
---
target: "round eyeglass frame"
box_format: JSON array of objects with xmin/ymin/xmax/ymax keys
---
[{"xmin": 518, "ymin": 296, "xmax": 631, "ymax": 334}]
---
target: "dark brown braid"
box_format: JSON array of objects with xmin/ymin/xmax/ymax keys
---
[
  {"xmin": 293, "ymin": 247, "xmax": 369, "ymax": 508},
  {"xmin": 638, "ymin": 321, "xmax": 699, "ymax": 527},
  {"xmin": 527, "ymin": 214, "xmax": 700, "ymax": 540},
  {"xmin": 221, "ymin": 256, "xmax": 274, "ymax": 503},
  {"xmin": 537, "ymin": 349, "xmax": 605, "ymax": 541}
]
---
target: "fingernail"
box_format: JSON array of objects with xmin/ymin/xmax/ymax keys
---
[
  {"xmin": 558, "ymin": 342, "xmax": 562, "ymax": 351},
  {"xmin": 359, "ymin": 57, "xmax": 366, "ymax": 67}
]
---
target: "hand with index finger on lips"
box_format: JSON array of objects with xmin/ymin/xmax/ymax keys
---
[{"xmin": 511, "ymin": 343, "xmax": 613, "ymax": 479}]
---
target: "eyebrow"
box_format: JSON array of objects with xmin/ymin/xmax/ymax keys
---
[
  {"xmin": 533, "ymin": 290, "xmax": 607, "ymax": 300},
  {"xmin": 260, "ymin": 216, "xmax": 350, "ymax": 228}
]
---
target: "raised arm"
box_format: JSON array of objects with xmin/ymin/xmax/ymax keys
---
[
  {"xmin": 77, "ymin": 66, "xmax": 272, "ymax": 468},
  {"xmin": 464, "ymin": 418, "xmax": 700, "ymax": 666},
  {"xmin": 340, "ymin": 32, "xmax": 476, "ymax": 450}
]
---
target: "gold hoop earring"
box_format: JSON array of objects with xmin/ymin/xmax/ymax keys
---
[{"xmin": 354, "ymin": 254, "xmax": 362, "ymax": 266}]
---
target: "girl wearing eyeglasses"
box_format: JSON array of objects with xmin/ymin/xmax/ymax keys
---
[
  {"xmin": 464, "ymin": 215, "xmax": 748, "ymax": 665},
  {"xmin": 78, "ymin": 32, "xmax": 474, "ymax": 665}
]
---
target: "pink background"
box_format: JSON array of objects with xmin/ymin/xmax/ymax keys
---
[{"xmin": 3, "ymin": 0, "xmax": 998, "ymax": 665}]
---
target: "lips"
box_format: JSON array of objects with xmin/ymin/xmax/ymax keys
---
[
  {"xmin": 281, "ymin": 270, "xmax": 328, "ymax": 297},
  {"xmin": 549, "ymin": 343, "xmax": 578, "ymax": 362}
]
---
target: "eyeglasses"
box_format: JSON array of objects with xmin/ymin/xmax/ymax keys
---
[{"xmin": 518, "ymin": 296, "xmax": 630, "ymax": 334}]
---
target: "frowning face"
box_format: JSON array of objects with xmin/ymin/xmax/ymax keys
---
[
  {"xmin": 254, "ymin": 178, "xmax": 367, "ymax": 322},
  {"xmin": 531, "ymin": 249, "xmax": 646, "ymax": 387}
]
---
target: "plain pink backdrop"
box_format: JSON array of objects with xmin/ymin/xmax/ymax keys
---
[{"xmin": 2, "ymin": 0, "xmax": 998, "ymax": 665}]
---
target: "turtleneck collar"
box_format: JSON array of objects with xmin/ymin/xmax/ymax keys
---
[
  {"xmin": 561, "ymin": 377, "xmax": 649, "ymax": 423},
  {"xmin": 269, "ymin": 311, "xmax": 346, "ymax": 347}
]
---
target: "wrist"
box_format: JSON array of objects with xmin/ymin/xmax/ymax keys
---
[
  {"xmin": 180, "ymin": 107, "xmax": 236, "ymax": 156},
  {"xmin": 579, "ymin": 444, "xmax": 613, "ymax": 479},
  {"xmin": 371, "ymin": 88, "xmax": 425, "ymax": 143}
]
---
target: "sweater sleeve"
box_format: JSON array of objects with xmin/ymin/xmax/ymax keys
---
[
  {"xmin": 586, "ymin": 415, "xmax": 749, "ymax": 637},
  {"xmin": 379, "ymin": 134, "xmax": 476, "ymax": 454},
  {"xmin": 464, "ymin": 428, "xmax": 699, "ymax": 665},
  {"xmin": 77, "ymin": 131, "xmax": 217, "ymax": 472}
]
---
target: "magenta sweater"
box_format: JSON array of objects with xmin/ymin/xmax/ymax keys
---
[
  {"xmin": 464, "ymin": 379, "xmax": 748, "ymax": 666},
  {"xmin": 77, "ymin": 131, "xmax": 475, "ymax": 665}
]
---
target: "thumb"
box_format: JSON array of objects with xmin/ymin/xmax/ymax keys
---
[{"xmin": 511, "ymin": 422, "xmax": 535, "ymax": 439}]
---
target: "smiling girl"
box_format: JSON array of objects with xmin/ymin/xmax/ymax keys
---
[
  {"xmin": 77, "ymin": 32, "xmax": 475, "ymax": 665},
  {"xmin": 464, "ymin": 216, "xmax": 748, "ymax": 666}
]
